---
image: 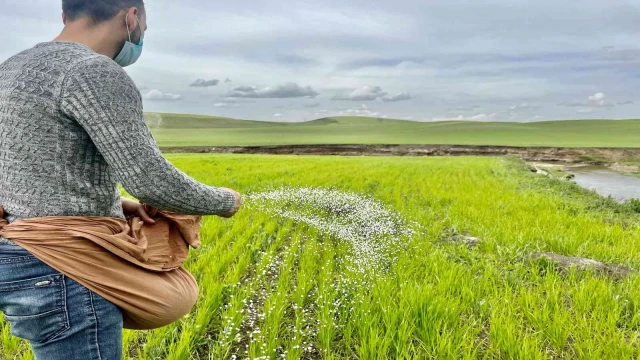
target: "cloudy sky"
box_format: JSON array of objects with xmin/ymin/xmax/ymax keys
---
[{"xmin": 2, "ymin": 0, "xmax": 640, "ymax": 122}]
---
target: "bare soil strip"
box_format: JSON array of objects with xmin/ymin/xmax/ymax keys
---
[{"xmin": 160, "ymin": 144, "xmax": 640, "ymax": 164}]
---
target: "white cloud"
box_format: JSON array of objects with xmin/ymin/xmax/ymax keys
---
[
  {"xmin": 453, "ymin": 105, "xmax": 482, "ymax": 112},
  {"xmin": 332, "ymin": 86, "xmax": 387, "ymax": 101},
  {"xmin": 559, "ymin": 92, "xmax": 614, "ymax": 111},
  {"xmin": 227, "ymin": 82, "xmax": 319, "ymax": 98},
  {"xmin": 338, "ymin": 104, "xmax": 384, "ymax": 117},
  {"xmin": 220, "ymin": 98, "xmax": 256, "ymax": 104},
  {"xmin": 144, "ymin": 89, "xmax": 182, "ymax": 101},
  {"xmin": 382, "ymin": 92, "xmax": 413, "ymax": 102},
  {"xmin": 433, "ymin": 113, "xmax": 498, "ymax": 122},
  {"xmin": 190, "ymin": 79, "xmax": 220, "ymax": 87},
  {"xmin": 560, "ymin": 92, "xmax": 614, "ymax": 109},
  {"xmin": 587, "ymin": 92, "xmax": 611, "ymax": 107},
  {"xmin": 509, "ymin": 103, "xmax": 540, "ymax": 111},
  {"xmin": 558, "ymin": 101, "xmax": 584, "ymax": 107},
  {"xmin": 273, "ymin": 113, "xmax": 284, "ymax": 117},
  {"xmin": 214, "ymin": 102, "xmax": 240, "ymax": 108}
]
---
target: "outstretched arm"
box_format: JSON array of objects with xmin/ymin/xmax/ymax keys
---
[{"xmin": 60, "ymin": 55, "xmax": 236, "ymax": 215}]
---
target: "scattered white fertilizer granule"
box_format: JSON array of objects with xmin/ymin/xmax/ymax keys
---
[{"xmin": 244, "ymin": 186, "xmax": 423, "ymax": 276}]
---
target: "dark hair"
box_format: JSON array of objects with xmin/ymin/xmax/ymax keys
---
[{"xmin": 62, "ymin": 0, "xmax": 145, "ymax": 23}]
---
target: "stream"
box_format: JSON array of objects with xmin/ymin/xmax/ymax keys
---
[
  {"xmin": 530, "ymin": 162, "xmax": 640, "ymax": 202},
  {"xmin": 567, "ymin": 165, "xmax": 640, "ymax": 202}
]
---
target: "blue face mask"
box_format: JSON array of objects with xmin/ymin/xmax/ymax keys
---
[{"xmin": 113, "ymin": 14, "xmax": 144, "ymax": 67}]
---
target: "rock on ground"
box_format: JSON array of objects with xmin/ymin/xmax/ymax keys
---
[
  {"xmin": 530, "ymin": 252, "xmax": 631, "ymax": 277},
  {"xmin": 444, "ymin": 235, "xmax": 480, "ymax": 248}
]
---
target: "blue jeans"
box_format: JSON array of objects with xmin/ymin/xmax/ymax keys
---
[{"xmin": 0, "ymin": 242, "xmax": 123, "ymax": 359}]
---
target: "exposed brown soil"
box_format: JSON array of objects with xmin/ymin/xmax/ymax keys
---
[{"xmin": 160, "ymin": 144, "xmax": 640, "ymax": 164}]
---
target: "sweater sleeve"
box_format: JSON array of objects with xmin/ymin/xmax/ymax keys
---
[{"xmin": 59, "ymin": 55, "xmax": 236, "ymax": 215}]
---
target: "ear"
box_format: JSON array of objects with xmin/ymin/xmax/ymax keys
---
[
  {"xmin": 62, "ymin": 13, "xmax": 67, "ymax": 25},
  {"xmin": 125, "ymin": 8, "xmax": 139, "ymax": 32}
]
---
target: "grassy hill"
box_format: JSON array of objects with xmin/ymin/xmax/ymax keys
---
[{"xmin": 144, "ymin": 112, "xmax": 640, "ymax": 148}]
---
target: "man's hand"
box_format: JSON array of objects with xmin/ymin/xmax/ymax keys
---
[
  {"xmin": 218, "ymin": 188, "xmax": 242, "ymax": 218},
  {"xmin": 121, "ymin": 196, "xmax": 157, "ymax": 224}
]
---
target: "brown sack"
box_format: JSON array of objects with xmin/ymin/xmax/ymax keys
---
[{"xmin": 0, "ymin": 203, "xmax": 203, "ymax": 330}]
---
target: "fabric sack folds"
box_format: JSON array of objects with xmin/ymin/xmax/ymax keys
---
[{"xmin": 0, "ymin": 202, "xmax": 203, "ymax": 330}]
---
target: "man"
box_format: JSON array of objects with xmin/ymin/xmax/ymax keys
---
[{"xmin": 0, "ymin": 0, "xmax": 241, "ymax": 358}]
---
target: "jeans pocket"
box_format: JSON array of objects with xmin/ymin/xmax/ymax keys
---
[{"xmin": 0, "ymin": 273, "xmax": 70, "ymax": 343}]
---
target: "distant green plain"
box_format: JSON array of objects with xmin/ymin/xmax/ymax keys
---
[{"xmin": 145, "ymin": 112, "xmax": 640, "ymax": 148}]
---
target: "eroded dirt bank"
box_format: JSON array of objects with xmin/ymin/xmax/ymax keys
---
[{"xmin": 160, "ymin": 144, "xmax": 640, "ymax": 165}]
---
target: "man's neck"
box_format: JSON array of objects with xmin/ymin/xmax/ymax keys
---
[{"xmin": 53, "ymin": 20, "xmax": 120, "ymax": 59}]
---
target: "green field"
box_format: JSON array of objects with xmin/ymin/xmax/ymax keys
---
[
  {"xmin": 145, "ymin": 113, "xmax": 640, "ymax": 148},
  {"xmin": 4, "ymin": 154, "xmax": 639, "ymax": 359}
]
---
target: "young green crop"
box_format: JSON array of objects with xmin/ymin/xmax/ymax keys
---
[{"xmin": 1, "ymin": 154, "xmax": 639, "ymax": 359}]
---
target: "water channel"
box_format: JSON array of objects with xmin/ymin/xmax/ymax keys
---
[{"xmin": 566, "ymin": 165, "xmax": 640, "ymax": 202}]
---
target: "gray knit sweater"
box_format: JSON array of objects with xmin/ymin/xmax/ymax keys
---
[{"xmin": 0, "ymin": 41, "xmax": 236, "ymax": 245}]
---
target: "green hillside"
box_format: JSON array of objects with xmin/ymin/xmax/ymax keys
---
[{"xmin": 144, "ymin": 112, "xmax": 640, "ymax": 148}]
